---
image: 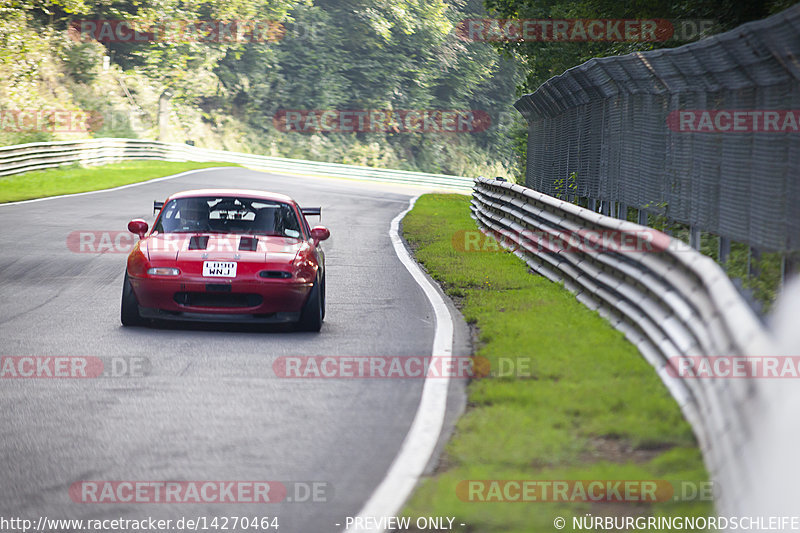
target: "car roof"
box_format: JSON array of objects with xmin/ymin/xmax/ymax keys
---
[{"xmin": 166, "ymin": 189, "xmax": 297, "ymax": 205}]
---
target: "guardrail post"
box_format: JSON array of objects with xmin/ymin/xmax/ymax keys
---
[
  {"xmin": 719, "ymin": 236, "xmax": 731, "ymax": 264},
  {"xmin": 588, "ymin": 198, "xmax": 597, "ymax": 212},
  {"xmin": 748, "ymin": 247, "xmax": 761, "ymax": 278},
  {"xmin": 781, "ymin": 255, "xmax": 787, "ymax": 286},
  {"xmin": 690, "ymin": 226, "xmax": 701, "ymax": 250},
  {"xmin": 781, "ymin": 254, "xmax": 798, "ymax": 286}
]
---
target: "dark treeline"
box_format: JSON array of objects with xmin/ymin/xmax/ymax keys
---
[
  {"xmin": 485, "ymin": 0, "xmax": 796, "ymax": 92},
  {"xmin": 482, "ymin": 0, "xmax": 796, "ymax": 165}
]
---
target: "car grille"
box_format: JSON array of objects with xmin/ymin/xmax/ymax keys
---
[{"xmin": 173, "ymin": 292, "xmax": 263, "ymax": 308}]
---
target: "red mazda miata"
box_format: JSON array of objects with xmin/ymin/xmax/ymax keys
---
[{"xmin": 121, "ymin": 189, "xmax": 330, "ymax": 331}]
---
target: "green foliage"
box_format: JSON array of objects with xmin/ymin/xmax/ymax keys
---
[
  {"xmin": 723, "ymin": 244, "xmax": 785, "ymax": 313},
  {"xmin": 553, "ymin": 170, "xmax": 577, "ymax": 200},
  {"xmin": 484, "ymin": 0, "xmax": 791, "ymax": 95},
  {"xmin": 0, "ymin": 129, "xmax": 54, "ymax": 147},
  {"xmin": 63, "ymin": 41, "xmax": 103, "ymax": 83},
  {"xmin": 1, "ymin": 0, "xmax": 523, "ymax": 178}
]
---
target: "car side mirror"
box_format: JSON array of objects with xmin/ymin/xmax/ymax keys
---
[
  {"xmin": 310, "ymin": 226, "xmax": 330, "ymax": 243},
  {"xmin": 128, "ymin": 219, "xmax": 149, "ymax": 239}
]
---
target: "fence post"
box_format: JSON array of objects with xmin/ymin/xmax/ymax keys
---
[
  {"xmin": 782, "ymin": 253, "xmax": 799, "ymax": 286},
  {"xmin": 749, "ymin": 247, "xmax": 761, "ymax": 278},
  {"xmin": 690, "ymin": 227, "xmax": 701, "ymax": 250},
  {"xmin": 719, "ymin": 236, "xmax": 731, "ymax": 264}
]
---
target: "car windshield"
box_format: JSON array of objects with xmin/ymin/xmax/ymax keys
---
[{"xmin": 154, "ymin": 196, "xmax": 304, "ymax": 238}]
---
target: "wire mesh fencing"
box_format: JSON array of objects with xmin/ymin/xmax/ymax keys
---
[{"xmin": 514, "ymin": 5, "xmax": 800, "ymax": 276}]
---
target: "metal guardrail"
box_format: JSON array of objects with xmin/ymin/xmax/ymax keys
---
[
  {"xmin": 471, "ymin": 176, "xmax": 774, "ymax": 514},
  {"xmin": 0, "ymin": 138, "xmax": 475, "ymax": 192}
]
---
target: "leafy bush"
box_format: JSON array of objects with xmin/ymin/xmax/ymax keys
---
[{"xmin": 63, "ymin": 42, "xmax": 103, "ymax": 84}]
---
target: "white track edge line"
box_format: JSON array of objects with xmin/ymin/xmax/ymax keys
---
[
  {"xmin": 343, "ymin": 195, "xmax": 455, "ymax": 533},
  {"xmin": 0, "ymin": 167, "xmax": 239, "ymax": 207}
]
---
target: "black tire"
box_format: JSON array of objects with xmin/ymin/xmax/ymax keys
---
[
  {"xmin": 297, "ymin": 276, "xmax": 323, "ymax": 332},
  {"xmin": 121, "ymin": 272, "xmax": 144, "ymax": 327},
  {"xmin": 320, "ymin": 275, "xmax": 326, "ymax": 321}
]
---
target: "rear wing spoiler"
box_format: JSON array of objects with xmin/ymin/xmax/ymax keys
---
[{"xmin": 154, "ymin": 201, "xmax": 320, "ymax": 217}]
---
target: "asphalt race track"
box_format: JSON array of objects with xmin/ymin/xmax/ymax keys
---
[{"xmin": 0, "ymin": 168, "xmax": 469, "ymax": 532}]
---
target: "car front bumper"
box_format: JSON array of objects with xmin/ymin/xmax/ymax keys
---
[{"xmin": 130, "ymin": 275, "xmax": 313, "ymax": 320}]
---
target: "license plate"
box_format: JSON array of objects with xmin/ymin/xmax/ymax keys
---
[{"xmin": 202, "ymin": 261, "xmax": 237, "ymax": 278}]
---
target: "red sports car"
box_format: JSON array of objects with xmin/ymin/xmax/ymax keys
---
[{"xmin": 121, "ymin": 189, "xmax": 330, "ymax": 331}]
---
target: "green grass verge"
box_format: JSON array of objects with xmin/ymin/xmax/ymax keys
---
[
  {"xmin": 0, "ymin": 161, "xmax": 238, "ymax": 203},
  {"xmin": 401, "ymin": 194, "xmax": 712, "ymax": 532}
]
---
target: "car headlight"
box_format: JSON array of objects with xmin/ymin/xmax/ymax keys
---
[{"xmin": 147, "ymin": 267, "xmax": 180, "ymax": 276}]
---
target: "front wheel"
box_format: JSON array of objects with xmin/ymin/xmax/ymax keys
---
[
  {"xmin": 121, "ymin": 272, "xmax": 144, "ymax": 327},
  {"xmin": 297, "ymin": 276, "xmax": 323, "ymax": 332}
]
